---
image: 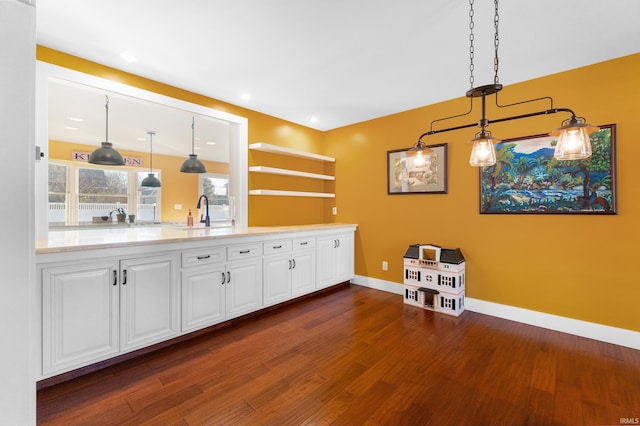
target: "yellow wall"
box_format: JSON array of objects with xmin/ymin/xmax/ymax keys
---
[
  {"xmin": 324, "ymin": 53, "xmax": 640, "ymax": 333},
  {"xmin": 38, "ymin": 46, "xmax": 640, "ymax": 333}
]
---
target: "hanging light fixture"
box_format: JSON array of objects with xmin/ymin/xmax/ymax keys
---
[
  {"xmin": 180, "ymin": 116, "xmax": 207, "ymax": 173},
  {"xmin": 141, "ymin": 131, "xmax": 161, "ymax": 187},
  {"xmin": 412, "ymin": 0, "xmax": 598, "ymax": 167},
  {"xmin": 88, "ymin": 95, "xmax": 125, "ymax": 165},
  {"xmin": 406, "ymin": 139, "xmax": 433, "ymax": 167}
]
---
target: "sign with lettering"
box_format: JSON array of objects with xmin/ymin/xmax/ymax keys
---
[{"xmin": 72, "ymin": 151, "xmax": 143, "ymax": 166}]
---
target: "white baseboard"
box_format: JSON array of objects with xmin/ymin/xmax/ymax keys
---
[{"xmin": 352, "ymin": 275, "xmax": 640, "ymax": 350}]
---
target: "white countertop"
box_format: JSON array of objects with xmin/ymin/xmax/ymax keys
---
[{"xmin": 36, "ymin": 223, "xmax": 357, "ymax": 254}]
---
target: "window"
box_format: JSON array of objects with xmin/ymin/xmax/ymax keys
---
[
  {"xmin": 47, "ymin": 160, "xmax": 161, "ymax": 226},
  {"xmin": 199, "ymin": 173, "xmax": 233, "ymax": 223}
]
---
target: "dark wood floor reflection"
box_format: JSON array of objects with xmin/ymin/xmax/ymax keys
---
[{"xmin": 38, "ymin": 284, "xmax": 640, "ymax": 425}]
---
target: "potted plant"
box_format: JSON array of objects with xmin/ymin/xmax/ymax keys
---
[{"xmin": 109, "ymin": 207, "xmax": 127, "ymax": 223}]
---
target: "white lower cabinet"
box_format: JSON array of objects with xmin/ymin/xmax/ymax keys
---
[
  {"xmin": 316, "ymin": 232, "xmax": 355, "ymax": 288},
  {"xmin": 39, "ymin": 226, "xmax": 355, "ymax": 379},
  {"xmin": 119, "ymin": 254, "xmax": 180, "ymax": 352},
  {"xmin": 41, "ymin": 261, "xmax": 120, "ymax": 376},
  {"xmin": 263, "ymin": 238, "xmax": 316, "ymax": 306},
  {"xmin": 41, "ymin": 253, "xmax": 180, "ymax": 376},
  {"xmin": 181, "ymin": 243, "xmax": 262, "ymax": 332}
]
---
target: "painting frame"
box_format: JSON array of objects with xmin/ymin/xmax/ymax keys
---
[
  {"xmin": 479, "ymin": 123, "xmax": 617, "ymax": 214},
  {"xmin": 387, "ymin": 143, "xmax": 448, "ymax": 194}
]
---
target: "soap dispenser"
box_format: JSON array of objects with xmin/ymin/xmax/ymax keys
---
[{"xmin": 187, "ymin": 209, "xmax": 194, "ymax": 227}]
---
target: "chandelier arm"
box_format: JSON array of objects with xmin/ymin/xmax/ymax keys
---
[
  {"xmin": 428, "ymin": 96, "xmax": 474, "ymax": 133},
  {"xmin": 418, "ymin": 107, "xmax": 576, "ymax": 142},
  {"xmin": 495, "ymin": 92, "xmax": 555, "ymax": 111}
]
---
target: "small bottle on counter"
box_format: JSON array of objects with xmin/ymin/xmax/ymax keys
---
[{"xmin": 187, "ymin": 209, "xmax": 194, "ymax": 227}]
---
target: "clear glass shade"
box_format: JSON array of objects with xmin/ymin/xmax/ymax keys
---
[
  {"xmin": 552, "ymin": 125, "xmax": 593, "ymax": 160},
  {"xmin": 468, "ymin": 131, "xmax": 499, "ymax": 167}
]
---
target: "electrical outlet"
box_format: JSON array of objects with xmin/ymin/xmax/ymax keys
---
[
  {"xmin": 382, "ymin": 261, "xmax": 388, "ymax": 271},
  {"xmin": 332, "ymin": 207, "xmax": 337, "ymax": 215},
  {"xmin": 174, "ymin": 204, "xmax": 182, "ymax": 210}
]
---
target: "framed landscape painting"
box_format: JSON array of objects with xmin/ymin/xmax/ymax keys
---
[
  {"xmin": 387, "ymin": 143, "xmax": 448, "ymax": 194},
  {"xmin": 479, "ymin": 124, "xmax": 617, "ymax": 214}
]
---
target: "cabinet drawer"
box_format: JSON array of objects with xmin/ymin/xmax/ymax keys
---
[
  {"xmin": 182, "ymin": 247, "xmax": 226, "ymax": 268},
  {"xmin": 263, "ymin": 240, "xmax": 292, "ymax": 255},
  {"xmin": 227, "ymin": 243, "xmax": 261, "ymax": 260},
  {"xmin": 293, "ymin": 237, "xmax": 315, "ymax": 251}
]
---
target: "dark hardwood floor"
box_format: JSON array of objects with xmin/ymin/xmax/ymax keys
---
[{"xmin": 38, "ymin": 284, "xmax": 640, "ymax": 425}]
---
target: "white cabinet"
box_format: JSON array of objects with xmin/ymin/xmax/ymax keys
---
[
  {"xmin": 181, "ymin": 243, "xmax": 262, "ymax": 332},
  {"xmin": 41, "ymin": 261, "xmax": 119, "ymax": 376},
  {"xmin": 181, "ymin": 247, "xmax": 226, "ymax": 333},
  {"xmin": 263, "ymin": 237, "xmax": 316, "ymax": 306},
  {"xmin": 119, "ymin": 254, "xmax": 180, "ymax": 352},
  {"xmin": 316, "ymin": 232, "xmax": 355, "ymax": 289},
  {"xmin": 41, "ymin": 254, "xmax": 180, "ymax": 376},
  {"xmin": 38, "ymin": 225, "xmax": 355, "ymax": 379}
]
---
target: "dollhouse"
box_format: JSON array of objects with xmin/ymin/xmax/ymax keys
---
[{"xmin": 403, "ymin": 244, "xmax": 465, "ymax": 316}]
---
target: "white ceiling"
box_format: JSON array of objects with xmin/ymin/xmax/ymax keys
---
[{"xmin": 37, "ymin": 0, "xmax": 640, "ymax": 137}]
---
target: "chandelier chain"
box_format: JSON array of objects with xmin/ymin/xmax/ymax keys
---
[
  {"xmin": 468, "ymin": 0, "xmax": 475, "ymax": 89},
  {"xmin": 493, "ymin": 0, "xmax": 500, "ymax": 84}
]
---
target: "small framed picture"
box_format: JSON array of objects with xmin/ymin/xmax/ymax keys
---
[{"xmin": 387, "ymin": 143, "xmax": 448, "ymax": 194}]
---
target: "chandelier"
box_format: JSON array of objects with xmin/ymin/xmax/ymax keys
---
[{"xmin": 410, "ymin": 0, "xmax": 598, "ymax": 167}]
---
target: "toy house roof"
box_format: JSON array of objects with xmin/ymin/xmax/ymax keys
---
[{"xmin": 403, "ymin": 244, "xmax": 465, "ymax": 264}]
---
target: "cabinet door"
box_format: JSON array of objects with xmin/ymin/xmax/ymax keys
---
[
  {"xmin": 292, "ymin": 249, "xmax": 316, "ymax": 296},
  {"xmin": 316, "ymin": 235, "xmax": 337, "ymax": 288},
  {"xmin": 42, "ymin": 261, "xmax": 119, "ymax": 376},
  {"xmin": 120, "ymin": 253, "xmax": 180, "ymax": 352},
  {"xmin": 263, "ymin": 253, "xmax": 292, "ymax": 307},
  {"xmin": 181, "ymin": 263, "xmax": 226, "ymax": 332},
  {"xmin": 335, "ymin": 233, "xmax": 355, "ymax": 283},
  {"xmin": 226, "ymin": 259, "xmax": 262, "ymax": 319}
]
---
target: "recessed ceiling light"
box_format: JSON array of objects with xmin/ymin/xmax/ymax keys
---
[
  {"xmin": 136, "ymin": 137, "xmax": 146, "ymax": 141},
  {"xmin": 64, "ymin": 126, "xmax": 78, "ymax": 130},
  {"xmin": 241, "ymin": 93, "xmax": 251, "ymax": 101},
  {"xmin": 194, "ymin": 146, "xmax": 201, "ymax": 150},
  {"xmin": 310, "ymin": 117, "xmax": 318, "ymax": 124},
  {"xmin": 206, "ymin": 141, "xmax": 217, "ymax": 145},
  {"xmin": 66, "ymin": 116, "xmax": 84, "ymax": 122},
  {"xmin": 120, "ymin": 52, "xmax": 137, "ymax": 62}
]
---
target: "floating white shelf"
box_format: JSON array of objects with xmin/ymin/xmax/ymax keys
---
[
  {"xmin": 249, "ymin": 142, "xmax": 335, "ymax": 162},
  {"xmin": 249, "ymin": 166, "xmax": 335, "ymax": 181},
  {"xmin": 249, "ymin": 190, "xmax": 335, "ymax": 198}
]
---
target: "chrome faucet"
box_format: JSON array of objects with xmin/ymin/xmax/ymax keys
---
[{"xmin": 196, "ymin": 194, "xmax": 210, "ymax": 227}]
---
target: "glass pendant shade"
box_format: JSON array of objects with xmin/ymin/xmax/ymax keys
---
[
  {"xmin": 407, "ymin": 140, "xmax": 432, "ymax": 167},
  {"xmin": 180, "ymin": 117, "xmax": 207, "ymax": 173},
  {"xmin": 468, "ymin": 130, "xmax": 499, "ymax": 167},
  {"xmin": 89, "ymin": 141, "xmax": 125, "ymax": 165},
  {"xmin": 550, "ymin": 118, "xmax": 598, "ymax": 161},
  {"xmin": 89, "ymin": 96, "xmax": 124, "ymax": 165}
]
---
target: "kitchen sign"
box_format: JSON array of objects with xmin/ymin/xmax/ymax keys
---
[{"xmin": 72, "ymin": 151, "xmax": 143, "ymax": 166}]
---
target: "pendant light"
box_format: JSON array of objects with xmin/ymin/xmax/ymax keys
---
[
  {"xmin": 140, "ymin": 131, "xmax": 161, "ymax": 187},
  {"xmin": 412, "ymin": 0, "xmax": 598, "ymax": 167},
  {"xmin": 550, "ymin": 117, "xmax": 598, "ymax": 160},
  {"xmin": 406, "ymin": 140, "xmax": 433, "ymax": 167},
  {"xmin": 88, "ymin": 95, "xmax": 125, "ymax": 166},
  {"xmin": 180, "ymin": 117, "xmax": 207, "ymax": 173}
]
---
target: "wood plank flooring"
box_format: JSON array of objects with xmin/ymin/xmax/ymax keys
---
[{"xmin": 38, "ymin": 284, "xmax": 640, "ymax": 425}]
